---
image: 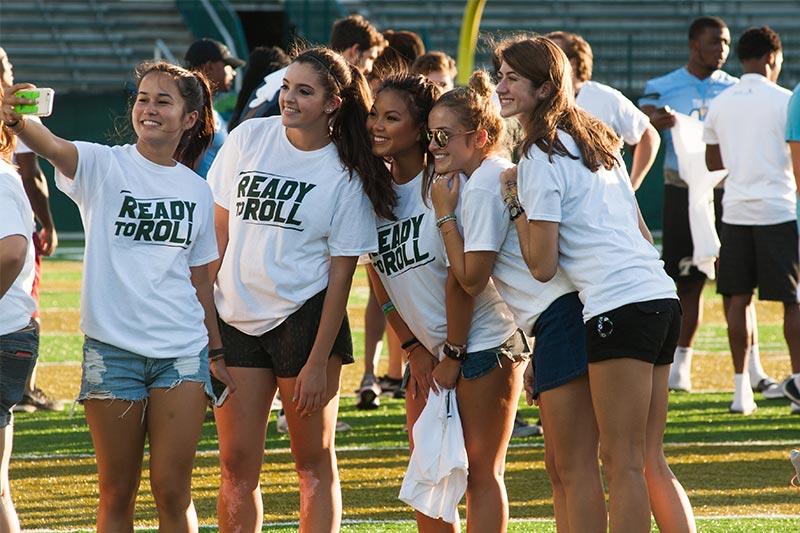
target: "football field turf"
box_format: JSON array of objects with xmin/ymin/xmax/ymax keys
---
[{"xmin": 14, "ymin": 260, "xmax": 799, "ymax": 531}]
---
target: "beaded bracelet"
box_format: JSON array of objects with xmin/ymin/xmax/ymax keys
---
[
  {"xmin": 381, "ymin": 300, "xmax": 396, "ymax": 316},
  {"xmin": 435, "ymin": 213, "xmax": 457, "ymax": 228}
]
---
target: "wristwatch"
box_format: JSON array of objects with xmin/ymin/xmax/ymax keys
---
[
  {"xmin": 507, "ymin": 200, "xmax": 525, "ymax": 221},
  {"xmin": 442, "ymin": 341, "xmax": 467, "ymax": 362}
]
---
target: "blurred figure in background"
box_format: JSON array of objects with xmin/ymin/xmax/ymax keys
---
[
  {"xmin": 227, "ymin": 46, "xmax": 290, "ymax": 132},
  {"xmin": 185, "ymin": 38, "xmax": 245, "ymax": 178},
  {"xmin": 412, "ymin": 51, "xmax": 457, "ymax": 92}
]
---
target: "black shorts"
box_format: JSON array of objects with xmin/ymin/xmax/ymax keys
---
[
  {"xmin": 585, "ymin": 299, "xmax": 681, "ymax": 365},
  {"xmin": 662, "ymin": 185, "xmax": 723, "ymax": 282},
  {"xmin": 218, "ymin": 288, "xmax": 354, "ymax": 377},
  {"xmin": 717, "ymin": 221, "xmax": 799, "ymax": 302}
]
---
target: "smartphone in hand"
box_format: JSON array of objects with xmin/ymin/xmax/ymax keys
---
[
  {"xmin": 14, "ymin": 88, "xmax": 54, "ymax": 117},
  {"xmin": 210, "ymin": 374, "xmax": 230, "ymax": 407}
]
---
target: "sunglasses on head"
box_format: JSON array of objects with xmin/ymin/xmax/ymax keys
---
[{"xmin": 424, "ymin": 128, "xmax": 477, "ymax": 148}]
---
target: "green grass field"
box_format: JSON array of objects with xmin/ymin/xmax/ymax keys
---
[{"xmin": 12, "ymin": 260, "xmax": 800, "ymax": 531}]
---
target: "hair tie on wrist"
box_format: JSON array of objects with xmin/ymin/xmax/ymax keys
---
[{"xmin": 381, "ymin": 301, "xmax": 396, "ymax": 316}]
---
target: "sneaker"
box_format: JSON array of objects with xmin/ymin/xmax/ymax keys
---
[
  {"xmin": 18, "ymin": 388, "xmax": 65, "ymax": 412},
  {"xmin": 11, "ymin": 403, "xmax": 36, "ymax": 413},
  {"xmin": 378, "ymin": 374, "xmax": 403, "ymax": 395},
  {"xmin": 511, "ymin": 415, "xmax": 543, "ymax": 438},
  {"xmin": 753, "ymin": 377, "xmax": 785, "ymax": 400},
  {"xmin": 791, "ymin": 403, "xmax": 800, "ymax": 415},
  {"xmin": 668, "ymin": 362, "xmax": 691, "ymax": 392},
  {"xmin": 356, "ymin": 375, "xmax": 381, "ymax": 410},
  {"xmin": 335, "ymin": 420, "xmax": 352, "ymax": 433},
  {"xmin": 790, "ymin": 449, "xmax": 800, "ymax": 486},
  {"xmin": 276, "ymin": 409, "xmax": 289, "ymax": 434},
  {"xmin": 782, "ymin": 377, "xmax": 800, "ymax": 407}
]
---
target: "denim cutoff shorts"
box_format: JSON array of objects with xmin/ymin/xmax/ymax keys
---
[
  {"xmin": 531, "ymin": 291, "xmax": 588, "ymax": 397},
  {"xmin": 402, "ymin": 330, "xmax": 530, "ymax": 388},
  {"xmin": 0, "ymin": 321, "xmax": 39, "ymax": 427},
  {"xmin": 78, "ymin": 337, "xmax": 214, "ymax": 403}
]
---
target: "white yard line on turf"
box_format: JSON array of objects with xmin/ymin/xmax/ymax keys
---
[{"xmin": 13, "ymin": 439, "xmax": 799, "ymax": 461}]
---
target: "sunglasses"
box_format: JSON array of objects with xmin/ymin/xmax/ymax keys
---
[{"xmin": 425, "ymin": 128, "xmax": 477, "ymax": 148}]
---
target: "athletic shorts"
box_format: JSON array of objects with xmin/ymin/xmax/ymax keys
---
[
  {"xmin": 0, "ymin": 321, "xmax": 39, "ymax": 427},
  {"xmin": 218, "ymin": 288, "xmax": 354, "ymax": 377},
  {"xmin": 78, "ymin": 337, "xmax": 214, "ymax": 403},
  {"xmin": 585, "ymin": 298, "xmax": 681, "ymax": 365},
  {"xmin": 717, "ymin": 221, "xmax": 799, "ymax": 302},
  {"xmin": 662, "ymin": 183, "xmax": 723, "ymax": 282},
  {"xmin": 531, "ymin": 292, "xmax": 588, "ymax": 396}
]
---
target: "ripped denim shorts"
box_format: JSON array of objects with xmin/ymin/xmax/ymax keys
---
[{"xmin": 78, "ymin": 337, "xmax": 214, "ymax": 403}]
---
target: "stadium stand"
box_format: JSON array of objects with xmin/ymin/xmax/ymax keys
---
[
  {"xmin": 0, "ymin": 0, "xmax": 196, "ymax": 92},
  {"xmin": 344, "ymin": 0, "xmax": 800, "ymax": 92}
]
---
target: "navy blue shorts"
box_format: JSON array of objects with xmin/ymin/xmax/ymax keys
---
[{"xmin": 531, "ymin": 292, "xmax": 588, "ymax": 396}]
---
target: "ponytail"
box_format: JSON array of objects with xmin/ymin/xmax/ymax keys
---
[
  {"xmin": 294, "ymin": 48, "xmax": 397, "ymax": 220},
  {"xmin": 134, "ymin": 61, "xmax": 215, "ymax": 169}
]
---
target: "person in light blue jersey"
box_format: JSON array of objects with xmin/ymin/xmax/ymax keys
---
[{"xmin": 639, "ymin": 17, "xmax": 780, "ymax": 396}]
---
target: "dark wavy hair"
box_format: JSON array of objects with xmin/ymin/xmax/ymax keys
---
[
  {"xmin": 375, "ymin": 73, "xmax": 442, "ymax": 206},
  {"xmin": 134, "ymin": 61, "xmax": 214, "ymax": 169},
  {"xmin": 494, "ymin": 36, "xmax": 621, "ymax": 171},
  {"xmin": 293, "ymin": 47, "xmax": 397, "ymax": 220}
]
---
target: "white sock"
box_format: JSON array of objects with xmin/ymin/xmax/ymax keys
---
[
  {"xmin": 674, "ymin": 346, "xmax": 693, "ymax": 368},
  {"xmin": 748, "ymin": 344, "xmax": 768, "ymax": 384},
  {"xmin": 733, "ymin": 373, "xmax": 754, "ymax": 406}
]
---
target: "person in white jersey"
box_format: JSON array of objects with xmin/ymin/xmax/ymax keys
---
[
  {"xmin": 546, "ymin": 31, "xmax": 660, "ymax": 190},
  {"xmin": 0, "ymin": 86, "xmax": 39, "ymax": 533},
  {"xmin": 365, "ymin": 73, "xmax": 527, "ymax": 532},
  {"xmin": 207, "ymin": 47, "xmax": 393, "ymax": 532},
  {"xmin": 1, "ymin": 62, "xmax": 233, "ymax": 532},
  {"xmin": 703, "ymin": 26, "xmax": 800, "ymax": 415},
  {"xmin": 429, "ymin": 71, "xmax": 607, "ymax": 531},
  {"xmin": 495, "ymin": 36, "xmax": 696, "ymax": 533}
]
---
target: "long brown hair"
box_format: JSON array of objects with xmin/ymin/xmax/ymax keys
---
[
  {"xmin": 293, "ymin": 47, "xmax": 397, "ymax": 220},
  {"xmin": 375, "ymin": 74, "xmax": 442, "ymax": 206},
  {"xmin": 133, "ymin": 61, "xmax": 214, "ymax": 169},
  {"xmin": 0, "ymin": 84, "xmax": 15, "ymax": 164},
  {"xmin": 494, "ymin": 36, "xmax": 621, "ymax": 171}
]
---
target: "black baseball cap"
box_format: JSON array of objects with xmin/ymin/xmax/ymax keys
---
[{"xmin": 185, "ymin": 38, "xmax": 245, "ymax": 69}]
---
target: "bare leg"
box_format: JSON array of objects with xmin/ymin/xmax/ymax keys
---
[
  {"xmin": 458, "ymin": 358, "xmax": 525, "ymax": 533},
  {"xmin": 215, "ymin": 367, "xmax": 277, "ymax": 533},
  {"xmin": 363, "ymin": 276, "xmax": 386, "ymax": 377},
  {"xmin": 84, "ymin": 399, "xmax": 147, "ymax": 532},
  {"xmin": 724, "ymin": 294, "xmax": 753, "ymax": 374},
  {"xmin": 676, "ymin": 279, "xmax": 705, "ymax": 348},
  {"xmin": 0, "ymin": 423, "xmax": 20, "ymax": 533},
  {"xmin": 386, "ymin": 326, "xmax": 404, "ymax": 381},
  {"xmin": 589, "ymin": 358, "xmax": 654, "ymax": 533},
  {"xmin": 147, "ymin": 382, "xmax": 207, "ymax": 532},
  {"xmin": 783, "ymin": 303, "xmax": 800, "ymax": 374},
  {"xmin": 277, "ymin": 357, "xmax": 344, "ymax": 533},
  {"xmin": 646, "ymin": 365, "xmax": 696, "ymax": 533},
  {"xmin": 539, "ymin": 375, "xmax": 605, "ymax": 533}
]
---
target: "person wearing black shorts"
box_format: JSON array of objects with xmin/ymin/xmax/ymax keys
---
[{"xmin": 704, "ymin": 26, "xmax": 800, "ymax": 414}]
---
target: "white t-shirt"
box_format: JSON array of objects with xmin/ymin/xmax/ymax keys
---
[
  {"xmin": 576, "ymin": 81, "xmax": 649, "ymax": 145},
  {"xmin": 370, "ymin": 172, "xmax": 517, "ymax": 356},
  {"xmin": 461, "ymin": 156, "xmax": 575, "ymax": 334},
  {"xmin": 0, "ymin": 161, "xmax": 35, "ymax": 336},
  {"xmin": 208, "ymin": 116, "xmax": 378, "ymax": 335},
  {"xmin": 519, "ymin": 131, "xmax": 676, "ymax": 321},
  {"xmin": 702, "ymin": 74, "xmax": 795, "ymax": 225},
  {"xmin": 56, "ymin": 143, "xmax": 218, "ymax": 357}
]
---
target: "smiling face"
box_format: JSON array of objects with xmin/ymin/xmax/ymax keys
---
[
  {"xmin": 495, "ymin": 60, "xmax": 539, "ymax": 119},
  {"xmin": 427, "ymin": 105, "xmax": 479, "ymax": 174},
  {"xmin": 279, "ymin": 61, "xmax": 334, "ymax": 132},
  {"xmin": 366, "ymin": 88, "xmax": 421, "ymax": 159},
  {"xmin": 132, "ymin": 72, "xmax": 197, "ymax": 147}
]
